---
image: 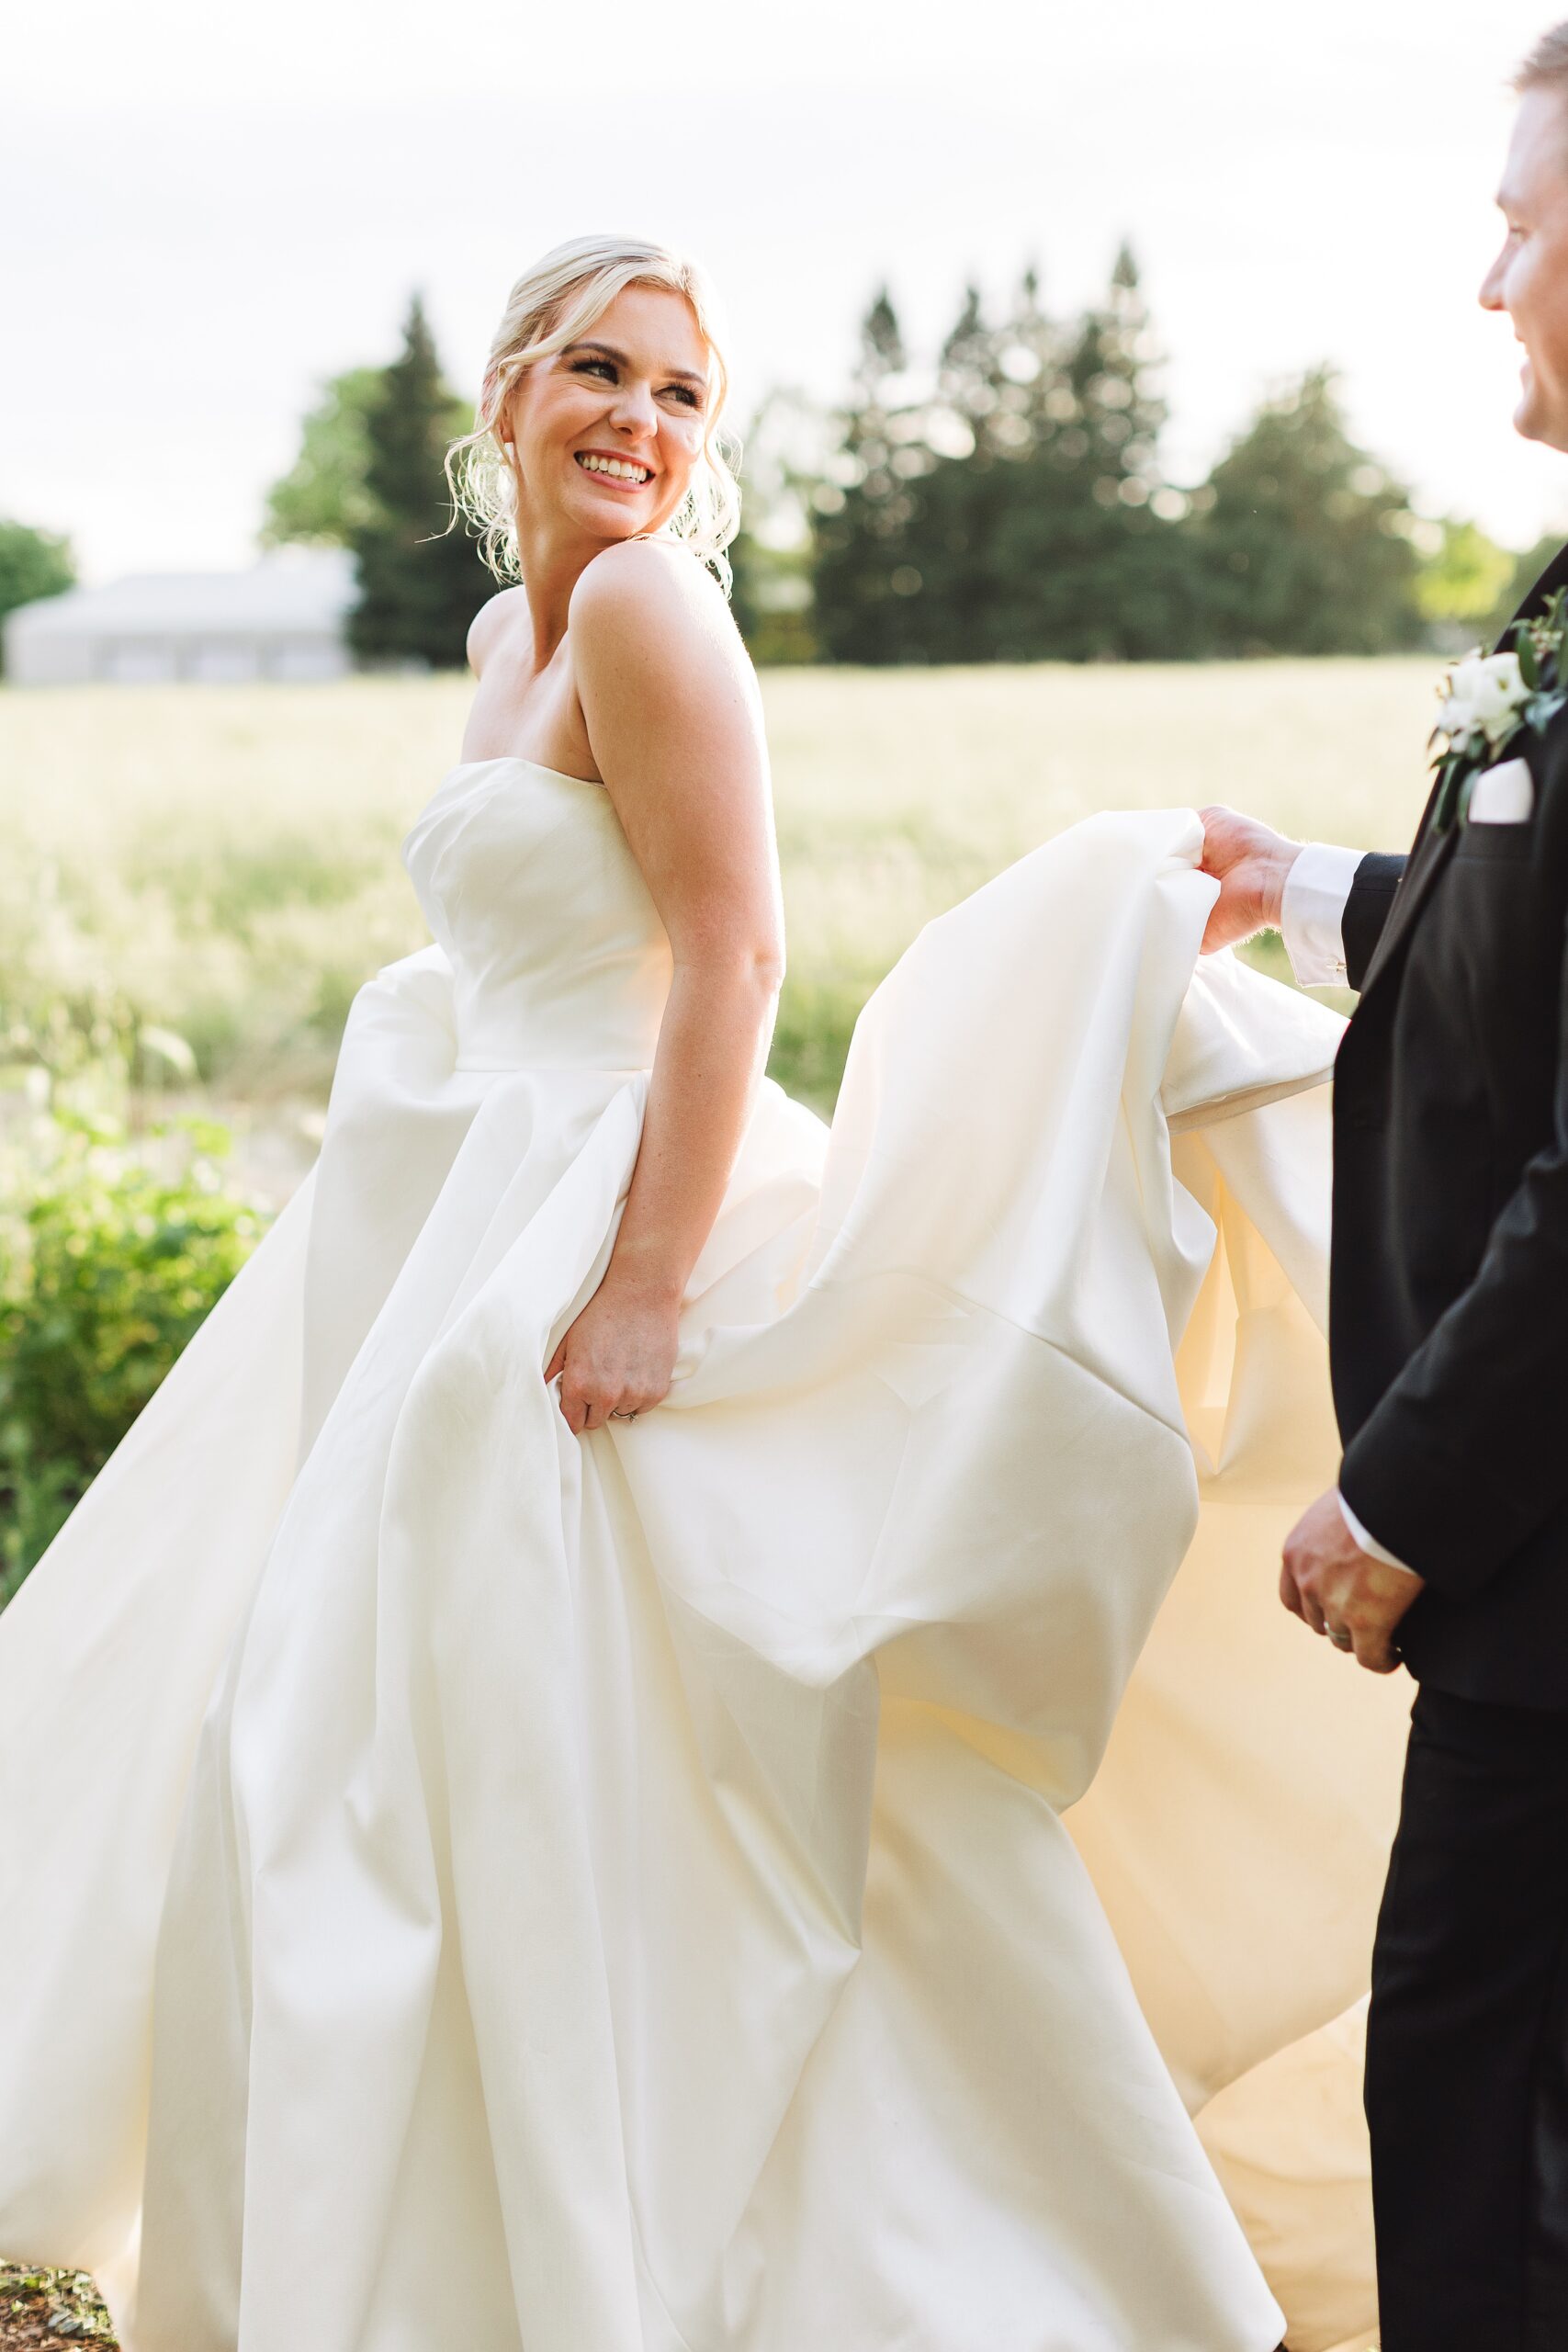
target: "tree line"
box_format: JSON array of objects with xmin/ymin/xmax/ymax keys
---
[
  {"xmin": 733, "ymin": 249, "xmax": 1554, "ymax": 664},
  {"xmin": 2, "ymin": 268, "xmax": 1557, "ymax": 672}
]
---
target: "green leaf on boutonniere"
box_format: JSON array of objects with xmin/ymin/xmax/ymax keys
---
[
  {"xmin": 1534, "ymin": 593, "xmax": 1568, "ymax": 687},
  {"xmin": 1517, "ymin": 628, "xmax": 1540, "ymax": 690},
  {"xmin": 1432, "ymin": 750, "xmax": 1468, "ymax": 833}
]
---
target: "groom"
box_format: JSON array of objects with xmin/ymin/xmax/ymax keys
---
[{"xmin": 1201, "ymin": 28, "xmax": 1568, "ymax": 2352}]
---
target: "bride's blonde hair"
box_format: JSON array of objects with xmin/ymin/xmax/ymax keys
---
[{"xmin": 445, "ymin": 234, "xmax": 741, "ymax": 594}]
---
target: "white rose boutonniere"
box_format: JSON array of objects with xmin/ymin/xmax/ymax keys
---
[
  {"xmin": 1438, "ymin": 650, "xmax": 1530, "ymax": 754},
  {"xmin": 1430, "ymin": 588, "xmax": 1568, "ymax": 830}
]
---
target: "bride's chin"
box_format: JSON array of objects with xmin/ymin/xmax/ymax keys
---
[
  {"xmin": 576, "ymin": 499, "xmax": 671, "ymax": 545},
  {"xmin": 587, "ymin": 512, "xmax": 656, "ymax": 546},
  {"xmin": 561, "ymin": 481, "xmax": 658, "ymax": 532}
]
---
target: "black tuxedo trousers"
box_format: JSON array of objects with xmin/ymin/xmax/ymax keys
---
[
  {"xmin": 1327, "ymin": 550, "xmax": 1568, "ymax": 2350},
  {"xmin": 1367, "ymin": 1689, "xmax": 1568, "ymax": 2352}
]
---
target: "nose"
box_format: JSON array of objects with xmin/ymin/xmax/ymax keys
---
[
  {"xmin": 1479, "ymin": 242, "xmax": 1508, "ymax": 311},
  {"xmin": 609, "ymin": 378, "xmax": 659, "ymax": 438}
]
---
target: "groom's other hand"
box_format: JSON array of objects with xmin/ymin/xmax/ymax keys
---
[
  {"xmin": 1196, "ymin": 807, "xmax": 1303, "ymax": 954},
  {"xmin": 1280, "ymin": 1489, "xmax": 1425, "ymax": 1673}
]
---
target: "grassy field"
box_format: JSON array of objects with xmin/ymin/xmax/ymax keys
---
[{"xmin": 0, "ymin": 662, "xmax": 1441, "ymax": 1196}]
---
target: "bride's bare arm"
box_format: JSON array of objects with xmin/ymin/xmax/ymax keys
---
[{"xmin": 543, "ymin": 540, "xmax": 784, "ymax": 1435}]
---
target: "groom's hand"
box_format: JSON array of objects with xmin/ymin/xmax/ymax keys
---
[
  {"xmin": 1280, "ymin": 1489, "xmax": 1425, "ymax": 1674},
  {"xmin": 1197, "ymin": 807, "xmax": 1303, "ymax": 954}
]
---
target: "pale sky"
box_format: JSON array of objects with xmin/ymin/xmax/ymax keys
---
[{"xmin": 9, "ymin": 0, "xmax": 1568, "ymax": 582}]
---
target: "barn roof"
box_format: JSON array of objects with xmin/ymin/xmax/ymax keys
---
[{"xmin": 6, "ymin": 548, "xmax": 357, "ymax": 639}]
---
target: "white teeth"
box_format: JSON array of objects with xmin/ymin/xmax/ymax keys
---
[{"xmin": 576, "ymin": 453, "xmax": 651, "ymax": 482}]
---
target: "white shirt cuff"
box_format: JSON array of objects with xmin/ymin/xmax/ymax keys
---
[
  {"xmin": 1337, "ymin": 1489, "xmax": 1421, "ymax": 1579},
  {"xmin": 1280, "ymin": 842, "xmax": 1364, "ymax": 988}
]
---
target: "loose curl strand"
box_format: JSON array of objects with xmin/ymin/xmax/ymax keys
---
[{"xmin": 445, "ymin": 234, "xmax": 741, "ymax": 596}]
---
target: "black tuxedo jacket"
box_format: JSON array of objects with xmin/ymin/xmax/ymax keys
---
[{"xmin": 1332, "ymin": 543, "xmax": 1568, "ymax": 1708}]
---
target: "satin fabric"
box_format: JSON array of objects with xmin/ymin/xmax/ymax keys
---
[{"xmin": 0, "ymin": 759, "xmax": 1411, "ymax": 2350}]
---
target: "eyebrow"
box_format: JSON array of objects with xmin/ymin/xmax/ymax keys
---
[{"xmin": 561, "ymin": 339, "xmax": 707, "ymax": 388}]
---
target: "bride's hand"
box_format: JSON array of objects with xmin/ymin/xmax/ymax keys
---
[
  {"xmin": 544, "ymin": 1273, "xmax": 682, "ymax": 1434},
  {"xmin": 1196, "ymin": 805, "xmax": 1303, "ymax": 954}
]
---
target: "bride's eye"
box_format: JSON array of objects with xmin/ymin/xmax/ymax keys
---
[
  {"xmin": 664, "ymin": 384, "xmax": 702, "ymax": 410},
  {"xmin": 572, "ymin": 357, "xmax": 616, "ymax": 381}
]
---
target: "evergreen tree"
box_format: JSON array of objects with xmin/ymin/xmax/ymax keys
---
[
  {"xmin": 810, "ymin": 289, "xmax": 931, "ymax": 664},
  {"xmin": 897, "ymin": 283, "xmax": 1021, "ymax": 660},
  {"xmin": 929, "ymin": 265, "xmax": 1077, "ymax": 658},
  {"xmin": 261, "ymin": 368, "xmax": 387, "ymax": 548},
  {"xmin": 811, "ymin": 252, "xmax": 1197, "ymax": 663},
  {"xmin": 980, "ymin": 243, "xmax": 1191, "ymax": 659},
  {"xmin": 799, "ymin": 258, "xmax": 1445, "ymax": 666},
  {"xmin": 936, "ymin": 284, "xmax": 1006, "ymax": 437},
  {"xmin": 728, "ymin": 389, "xmax": 825, "ymax": 665},
  {"xmin": 1082, "ymin": 243, "xmax": 1167, "ymax": 495},
  {"xmin": 347, "ymin": 295, "xmax": 491, "ymax": 669},
  {"xmin": 1003, "ymin": 264, "xmax": 1066, "ymax": 454},
  {"xmin": 1187, "ymin": 367, "xmax": 1424, "ymax": 654}
]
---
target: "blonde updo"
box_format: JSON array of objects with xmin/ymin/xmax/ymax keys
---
[{"xmin": 446, "ymin": 233, "xmax": 741, "ymax": 594}]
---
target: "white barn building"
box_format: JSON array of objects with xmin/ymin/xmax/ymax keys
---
[{"xmin": 3, "ymin": 548, "xmax": 357, "ymax": 685}]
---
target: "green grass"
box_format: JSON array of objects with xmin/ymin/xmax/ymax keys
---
[{"xmin": 0, "ymin": 663, "xmax": 1439, "ymax": 1153}]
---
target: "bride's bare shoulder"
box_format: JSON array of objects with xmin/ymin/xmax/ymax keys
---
[
  {"xmin": 569, "ymin": 539, "xmax": 738, "ymax": 662},
  {"xmin": 466, "ymin": 584, "xmax": 530, "ymax": 677},
  {"xmin": 569, "ymin": 542, "xmax": 760, "ymax": 777}
]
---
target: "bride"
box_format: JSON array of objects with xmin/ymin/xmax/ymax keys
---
[{"xmin": 0, "ymin": 236, "xmax": 1413, "ymax": 2352}]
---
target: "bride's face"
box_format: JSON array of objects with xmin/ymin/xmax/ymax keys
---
[{"xmin": 507, "ymin": 285, "xmax": 713, "ymax": 545}]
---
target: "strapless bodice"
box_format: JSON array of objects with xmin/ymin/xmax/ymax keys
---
[{"xmin": 400, "ymin": 757, "xmax": 674, "ymax": 1071}]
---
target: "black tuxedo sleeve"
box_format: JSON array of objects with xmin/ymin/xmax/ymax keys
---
[
  {"xmin": 1342, "ymin": 854, "xmax": 1406, "ymax": 993},
  {"xmin": 1338, "ymin": 902, "xmax": 1568, "ymax": 1594}
]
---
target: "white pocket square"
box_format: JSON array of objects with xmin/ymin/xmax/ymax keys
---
[{"xmin": 1469, "ymin": 757, "xmax": 1535, "ymax": 824}]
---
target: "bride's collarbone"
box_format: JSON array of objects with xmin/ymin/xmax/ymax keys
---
[{"xmin": 461, "ymin": 644, "xmax": 597, "ymax": 782}]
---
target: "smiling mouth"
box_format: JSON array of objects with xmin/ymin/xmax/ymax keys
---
[{"xmin": 575, "ymin": 452, "xmax": 653, "ymax": 486}]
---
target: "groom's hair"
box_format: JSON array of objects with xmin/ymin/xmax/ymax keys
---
[{"xmin": 1517, "ymin": 23, "xmax": 1568, "ymax": 89}]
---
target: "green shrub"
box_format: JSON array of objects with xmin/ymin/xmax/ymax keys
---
[
  {"xmin": 0, "ymin": 1103, "xmax": 270, "ymax": 1606},
  {"xmin": 0, "ymin": 2258, "xmax": 117, "ymax": 2343}
]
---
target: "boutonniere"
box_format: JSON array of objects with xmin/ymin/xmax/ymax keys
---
[{"xmin": 1430, "ymin": 589, "xmax": 1568, "ymax": 830}]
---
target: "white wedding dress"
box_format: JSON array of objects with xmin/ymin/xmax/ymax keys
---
[{"xmin": 0, "ymin": 757, "xmax": 1414, "ymax": 2352}]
